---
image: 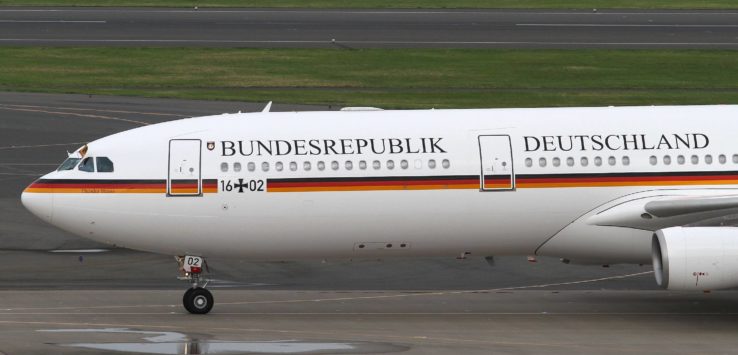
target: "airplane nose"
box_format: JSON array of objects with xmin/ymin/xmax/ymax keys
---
[{"xmin": 21, "ymin": 188, "xmax": 53, "ymax": 224}]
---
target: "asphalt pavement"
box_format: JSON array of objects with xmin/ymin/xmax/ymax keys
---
[{"xmin": 0, "ymin": 8, "xmax": 736, "ymax": 48}]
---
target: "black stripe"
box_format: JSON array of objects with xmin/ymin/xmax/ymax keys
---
[
  {"xmin": 268, "ymin": 175, "xmax": 478, "ymax": 184},
  {"xmin": 35, "ymin": 179, "xmax": 219, "ymax": 184},
  {"xmin": 35, "ymin": 179, "xmax": 166, "ymax": 184},
  {"xmin": 516, "ymin": 170, "xmax": 738, "ymax": 179}
]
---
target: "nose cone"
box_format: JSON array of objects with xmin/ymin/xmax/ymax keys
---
[{"xmin": 21, "ymin": 187, "xmax": 54, "ymax": 224}]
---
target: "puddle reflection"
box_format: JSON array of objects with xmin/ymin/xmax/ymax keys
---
[{"xmin": 39, "ymin": 328, "xmax": 408, "ymax": 354}]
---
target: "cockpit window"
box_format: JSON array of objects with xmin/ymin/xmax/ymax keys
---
[
  {"xmin": 96, "ymin": 157, "xmax": 114, "ymax": 172},
  {"xmin": 57, "ymin": 157, "xmax": 81, "ymax": 171},
  {"xmin": 78, "ymin": 157, "xmax": 94, "ymax": 172}
]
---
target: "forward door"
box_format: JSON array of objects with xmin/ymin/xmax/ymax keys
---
[{"xmin": 168, "ymin": 139, "xmax": 202, "ymax": 196}]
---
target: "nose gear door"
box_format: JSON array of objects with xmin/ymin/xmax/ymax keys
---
[{"xmin": 168, "ymin": 139, "xmax": 202, "ymax": 196}]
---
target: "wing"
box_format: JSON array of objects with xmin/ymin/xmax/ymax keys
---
[{"xmin": 587, "ymin": 192, "xmax": 738, "ymax": 230}]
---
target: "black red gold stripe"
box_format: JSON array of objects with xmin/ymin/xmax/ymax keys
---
[
  {"xmin": 24, "ymin": 179, "xmax": 218, "ymax": 194},
  {"xmin": 267, "ymin": 175, "xmax": 479, "ymax": 192},
  {"xmin": 268, "ymin": 171, "xmax": 738, "ymax": 192}
]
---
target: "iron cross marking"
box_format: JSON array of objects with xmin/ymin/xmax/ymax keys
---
[{"xmin": 233, "ymin": 179, "xmax": 247, "ymax": 193}]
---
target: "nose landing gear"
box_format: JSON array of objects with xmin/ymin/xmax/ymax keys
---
[{"xmin": 177, "ymin": 255, "xmax": 214, "ymax": 314}]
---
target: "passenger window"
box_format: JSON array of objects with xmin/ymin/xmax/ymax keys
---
[
  {"xmin": 275, "ymin": 162, "xmax": 284, "ymax": 172},
  {"xmin": 663, "ymin": 155, "xmax": 671, "ymax": 165},
  {"xmin": 607, "ymin": 156, "xmax": 616, "ymax": 166},
  {"xmin": 566, "ymin": 157, "xmax": 574, "ymax": 167},
  {"xmin": 261, "ymin": 162, "xmax": 269, "ymax": 172},
  {"xmin": 525, "ymin": 158, "xmax": 533, "ymax": 167},
  {"xmin": 359, "ymin": 160, "xmax": 367, "ymax": 170},
  {"xmin": 649, "ymin": 156, "xmax": 657, "ymax": 165},
  {"xmin": 677, "ymin": 155, "xmax": 685, "ymax": 165},
  {"xmin": 719, "ymin": 154, "xmax": 727, "ymax": 164},
  {"xmin": 248, "ymin": 162, "xmax": 256, "ymax": 172},
  {"xmin": 345, "ymin": 161, "xmax": 354, "ymax": 170},
  {"xmin": 96, "ymin": 157, "xmax": 114, "ymax": 172},
  {"xmin": 705, "ymin": 155, "xmax": 713, "ymax": 164},
  {"xmin": 331, "ymin": 161, "xmax": 339, "ymax": 170},
  {"xmin": 400, "ymin": 160, "xmax": 408, "ymax": 169},
  {"xmin": 580, "ymin": 157, "xmax": 589, "ymax": 167},
  {"xmin": 289, "ymin": 161, "xmax": 297, "ymax": 171},
  {"xmin": 622, "ymin": 156, "xmax": 630, "ymax": 166},
  {"xmin": 691, "ymin": 155, "xmax": 699, "ymax": 164},
  {"xmin": 442, "ymin": 159, "xmax": 450, "ymax": 169},
  {"xmin": 220, "ymin": 162, "xmax": 229, "ymax": 172},
  {"xmin": 594, "ymin": 156, "xmax": 602, "ymax": 167},
  {"xmin": 317, "ymin": 161, "xmax": 325, "ymax": 171},
  {"xmin": 233, "ymin": 162, "xmax": 242, "ymax": 172},
  {"xmin": 387, "ymin": 160, "xmax": 395, "ymax": 170},
  {"xmin": 552, "ymin": 157, "xmax": 561, "ymax": 167},
  {"xmin": 539, "ymin": 158, "xmax": 547, "ymax": 167},
  {"xmin": 428, "ymin": 159, "xmax": 436, "ymax": 169},
  {"xmin": 373, "ymin": 160, "xmax": 381, "ymax": 170},
  {"xmin": 78, "ymin": 157, "xmax": 94, "ymax": 172},
  {"xmin": 303, "ymin": 161, "xmax": 311, "ymax": 171}
]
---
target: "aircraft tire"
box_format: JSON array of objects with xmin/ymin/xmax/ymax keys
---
[
  {"xmin": 182, "ymin": 287, "xmax": 196, "ymax": 313},
  {"xmin": 184, "ymin": 287, "xmax": 214, "ymax": 314}
]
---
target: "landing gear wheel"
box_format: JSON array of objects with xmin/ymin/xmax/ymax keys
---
[
  {"xmin": 183, "ymin": 287, "xmax": 213, "ymax": 314},
  {"xmin": 182, "ymin": 288, "xmax": 196, "ymax": 313}
]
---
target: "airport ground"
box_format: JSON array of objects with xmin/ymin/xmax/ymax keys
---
[{"xmin": 2, "ymin": 3, "xmax": 738, "ymax": 354}]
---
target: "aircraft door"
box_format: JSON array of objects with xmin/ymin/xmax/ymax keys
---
[
  {"xmin": 168, "ymin": 139, "xmax": 202, "ymax": 196},
  {"xmin": 478, "ymin": 135, "xmax": 514, "ymax": 191}
]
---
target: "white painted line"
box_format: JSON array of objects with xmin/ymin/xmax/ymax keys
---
[
  {"xmin": 0, "ymin": 9, "xmax": 737, "ymax": 15},
  {"xmin": 49, "ymin": 249, "xmax": 110, "ymax": 253},
  {"xmin": 517, "ymin": 23, "xmax": 738, "ymax": 27},
  {"xmin": 0, "ymin": 38, "xmax": 736, "ymax": 46},
  {"xmin": 0, "ymin": 142, "xmax": 86, "ymax": 150},
  {"xmin": 0, "ymin": 20, "xmax": 106, "ymax": 23}
]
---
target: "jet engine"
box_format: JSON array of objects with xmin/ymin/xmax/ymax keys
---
[{"xmin": 652, "ymin": 227, "xmax": 738, "ymax": 291}]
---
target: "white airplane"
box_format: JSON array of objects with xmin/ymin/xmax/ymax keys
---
[{"xmin": 21, "ymin": 104, "xmax": 738, "ymax": 314}]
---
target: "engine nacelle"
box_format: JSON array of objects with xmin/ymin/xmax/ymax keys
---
[{"xmin": 652, "ymin": 227, "xmax": 738, "ymax": 291}]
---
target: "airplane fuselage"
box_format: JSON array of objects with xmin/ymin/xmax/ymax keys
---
[{"xmin": 22, "ymin": 105, "xmax": 738, "ymax": 265}]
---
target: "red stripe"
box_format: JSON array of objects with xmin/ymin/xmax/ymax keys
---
[{"xmin": 268, "ymin": 179, "xmax": 479, "ymax": 188}]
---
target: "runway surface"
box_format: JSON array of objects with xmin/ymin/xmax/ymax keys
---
[
  {"xmin": 1, "ymin": 8, "xmax": 737, "ymax": 48},
  {"xmin": 2, "ymin": 92, "xmax": 738, "ymax": 354}
]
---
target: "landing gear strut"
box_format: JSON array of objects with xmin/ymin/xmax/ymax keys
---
[{"xmin": 176, "ymin": 255, "xmax": 214, "ymax": 314}]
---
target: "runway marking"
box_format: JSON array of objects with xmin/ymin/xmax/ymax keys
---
[
  {"xmin": 0, "ymin": 163, "xmax": 58, "ymax": 166},
  {"xmin": 0, "ymin": 20, "xmax": 106, "ymax": 23},
  {"xmin": 0, "ymin": 271, "xmax": 653, "ymax": 311},
  {"xmin": 1, "ymin": 103, "xmax": 185, "ymax": 118},
  {"xmin": 1, "ymin": 9, "xmax": 738, "ymax": 15},
  {"xmin": 0, "ymin": 142, "xmax": 85, "ymax": 150},
  {"xmin": 0, "ymin": 39, "xmax": 737, "ymax": 46},
  {"xmin": 517, "ymin": 23, "xmax": 738, "ymax": 27},
  {"xmin": 0, "ymin": 105, "xmax": 148, "ymax": 126}
]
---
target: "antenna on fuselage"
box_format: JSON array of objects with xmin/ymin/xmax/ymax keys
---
[{"xmin": 262, "ymin": 101, "xmax": 273, "ymax": 113}]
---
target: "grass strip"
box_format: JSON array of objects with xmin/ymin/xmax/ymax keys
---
[
  {"xmin": 0, "ymin": 47, "xmax": 736, "ymax": 108},
  {"xmin": 1, "ymin": 1, "xmax": 737, "ymax": 9}
]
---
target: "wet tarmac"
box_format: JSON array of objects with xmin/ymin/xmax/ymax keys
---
[{"xmin": 2, "ymin": 92, "xmax": 738, "ymax": 354}]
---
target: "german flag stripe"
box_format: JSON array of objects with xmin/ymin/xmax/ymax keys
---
[
  {"xmin": 25, "ymin": 179, "xmax": 218, "ymax": 194},
  {"xmin": 267, "ymin": 171, "xmax": 738, "ymax": 192}
]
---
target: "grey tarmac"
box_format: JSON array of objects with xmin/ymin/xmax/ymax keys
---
[{"xmin": 0, "ymin": 8, "xmax": 737, "ymax": 48}]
